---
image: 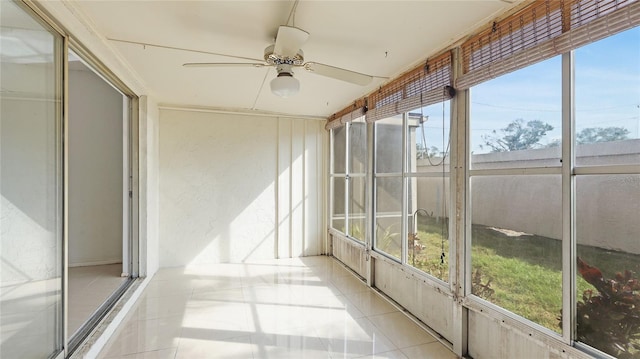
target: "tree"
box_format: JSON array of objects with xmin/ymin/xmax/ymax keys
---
[
  {"xmin": 577, "ymin": 126, "xmax": 630, "ymax": 144},
  {"xmin": 481, "ymin": 119, "xmax": 554, "ymax": 152},
  {"xmin": 416, "ymin": 144, "xmax": 440, "ymax": 159}
]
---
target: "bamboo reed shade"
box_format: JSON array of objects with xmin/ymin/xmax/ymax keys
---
[
  {"xmin": 365, "ymin": 51, "xmax": 452, "ymax": 123},
  {"xmin": 325, "ymin": 98, "xmax": 366, "ymax": 130},
  {"xmin": 325, "ymin": 0, "xmax": 638, "ymax": 130},
  {"xmin": 324, "ymin": 51, "xmax": 453, "ymax": 130},
  {"xmin": 457, "ymin": 0, "xmax": 640, "ymax": 89}
]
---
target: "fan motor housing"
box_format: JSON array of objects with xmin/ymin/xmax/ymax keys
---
[{"xmin": 264, "ymin": 44, "xmax": 304, "ymax": 66}]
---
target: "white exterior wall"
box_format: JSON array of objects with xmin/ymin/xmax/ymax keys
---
[
  {"xmin": 411, "ymin": 141, "xmax": 640, "ymax": 254},
  {"xmin": 159, "ymin": 108, "xmax": 325, "ymax": 266},
  {"xmin": 68, "ymin": 66, "xmax": 124, "ymax": 266}
]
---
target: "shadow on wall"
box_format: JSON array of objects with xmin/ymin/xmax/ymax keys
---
[{"xmin": 158, "ymin": 110, "xmax": 324, "ymax": 267}]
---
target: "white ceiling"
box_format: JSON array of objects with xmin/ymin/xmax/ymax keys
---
[{"xmin": 73, "ymin": 1, "xmax": 520, "ymax": 118}]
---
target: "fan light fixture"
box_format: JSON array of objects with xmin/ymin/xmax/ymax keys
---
[
  {"xmin": 270, "ymin": 70, "xmax": 299, "ymax": 98},
  {"xmin": 178, "ymin": 23, "xmax": 380, "ymax": 98}
]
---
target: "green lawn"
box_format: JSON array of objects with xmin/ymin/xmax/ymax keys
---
[
  {"xmin": 373, "ymin": 216, "xmax": 639, "ymax": 357},
  {"xmin": 407, "ymin": 218, "xmax": 640, "ymax": 333}
]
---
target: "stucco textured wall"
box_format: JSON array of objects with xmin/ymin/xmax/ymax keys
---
[{"xmin": 159, "ymin": 109, "xmax": 325, "ymax": 266}]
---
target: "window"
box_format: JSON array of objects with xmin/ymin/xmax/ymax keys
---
[
  {"xmin": 372, "ymin": 102, "xmax": 453, "ymax": 279},
  {"xmin": 470, "ymin": 175, "xmax": 562, "ymax": 331},
  {"xmin": 470, "ymin": 56, "xmax": 563, "ymax": 333},
  {"xmin": 330, "ymin": 126, "xmax": 346, "ymax": 232},
  {"xmin": 574, "ymin": 27, "xmax": 640, "ymax": 358},
  {"xmin": 575, "ymin": 27, "xmax": 640, "ymax": 167},
  {"xmin": 406, "ymin": 103, "xmax": 451, "ymax": 282},
  {"xmin": 470, "ymin": 58, "xmax": 562, "ymax": 168},
  {"xmin": 330, "ymin": 117, "xmax": 367, "ymax": 242},
  {"xmin": 374, "ymin": 116, "xmax": 403, "ymax": 259},
  {"xmin": 349, "ymin": 118, "xmax": 367, "ymax": 241}
]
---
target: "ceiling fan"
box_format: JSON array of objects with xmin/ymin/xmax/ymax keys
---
[{"xmin": 182, "ymin": 25, "xmax": 379, "ymax": 98}]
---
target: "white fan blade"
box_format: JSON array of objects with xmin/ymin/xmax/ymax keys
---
[
  {"xmin": 274, "ymin": 26, "xmax": 309, "ymax": 58},
  {"xmin": 183, "ymin": 62, "xmax": 269, "ymax": 68},
  {"xmin": 303, "ymin": 62, "xmax": 373, "ymax": 86}
]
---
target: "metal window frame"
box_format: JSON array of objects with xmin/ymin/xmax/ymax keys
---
[
  {"xmin": 465, "ymin": 53, "xmax": 568, "ymax": 345},
  {"xmin": 561, "ymin": 51, "xmax": 575, "ymax": 345},
  {"xmin": 329, "ymin": 122, "xmax": 370, "ymax": 245},
  {"xmin": 370, "ymin": 115, "xmax": 406, "ymax": 262},
  {"xmin": 404, "ymin": 104, "xmax": 454, "ymax": 286},
  {"xmin": 568, "ymin": 33, "xmax": 640, "ymax": 354},
  {"xmin": 347, "ymin": 119, "xmax": 368, "ymax": 243},
  {"xmin": 464, "ymin": 30, "xmax": 640, "ymax": 356}
]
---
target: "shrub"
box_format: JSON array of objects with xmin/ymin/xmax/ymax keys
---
[
  {"xmin": 472, "ymin": 268, "xmax": 494, "ymax": 300},
  {"xmin": 574, "ymin": 257, "xmax": 640, "ymax": 358}
]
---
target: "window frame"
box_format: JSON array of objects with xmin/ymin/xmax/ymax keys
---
[
  {"xmin": 372, "ymin": 114, "xmax": 406, "ymax": 261},
  {"xmin": 371, "ymin": 108, "xmax": 456, "ymax": 291},
  {"xmin": 329, "ymin": 119, "xmax": 368, "ymax": 244},
  {"xmin": 404, "ymin": 107, "xmax": 453, "ymax": 285},
  {"xmin": 465, "ymin": 54, "xmax": 567, "ymax": 342},
  {"xmin": 464, "ymin": 29, "xmax": 640, "ymax": 351}
]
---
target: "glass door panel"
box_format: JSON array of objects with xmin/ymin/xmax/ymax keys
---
[{"xmin": 1, "ymin": 1, "xmax": 64, "ymax": 358}]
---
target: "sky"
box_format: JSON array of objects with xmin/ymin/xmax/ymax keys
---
[{"xmin": 414, "ymin": 26, "xmax": 640, "ymax": 155}]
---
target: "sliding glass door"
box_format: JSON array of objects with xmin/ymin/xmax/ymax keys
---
[{"xmin": 0, "ymin": 0, "xmax": 64, "ymax": 358}]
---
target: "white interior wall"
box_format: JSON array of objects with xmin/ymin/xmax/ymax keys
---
[
  {"xmin": 159, "ymin": 108, "xmax": 325, "ymax": 267},
  {"xmin": 139, "ymin": 96, "xmax": 160, "ymax": 277},
  {"xmin": 68, "ymin": 65, "xmax": 124, "ymax": 266}
]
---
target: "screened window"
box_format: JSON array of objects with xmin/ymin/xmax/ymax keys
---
[
  {"xmin": 470, "ymin": 175, "xmax": 562, "ymax": 332},
  {"xmin": 470, "ymin": 57, "xmax": 564, "ymax": 333},
  {"xmin": 349, "ymin": 118, "xmax": 367, "ymax": 241},
  {"xmin": 574, "ymin": 27, "xmax": 640, "ymax": 358},
  {"xmin": 470, "ymin": 57, "xmax": 562, "ymax": 167},
  {"xmin": 330, "ymin": 118, "xmax": 367, "ymax": 242},
  {"xmin": 374, "ymin": 116, "xmax": 403, "ymax": 259},
  {"xmin": 575, "ymin": 27, "xmax": 640, "ymax": 167},
  {"xmin": 331, "ymin": 177, "xmax": 345, "ymax": 232},
  {"xmin": 406, "ymin": 102, "xmax": 451, "ymax": 282},
  {"xmin": 331, "ymin": 126, "xmax": 346, "ymax": 232},
  {"xmin": 375, "ymin": 116, "xmax": 403, "ymax": 174}
]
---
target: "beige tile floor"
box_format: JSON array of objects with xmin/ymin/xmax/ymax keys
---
[
  {"xmin": 99, "ymin": 256, "xmax": 457, "ymax": 359},
  {"xmin": 1, "ymin": 277, "xmax": 60, "ymax": 358},
  {"xmin": 69, "ymin": 264, "xmax": 127, "ymax": 335},
  {"xmin": 0, "ymin": 264, "xmax": 126, "ymax": 358}
]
